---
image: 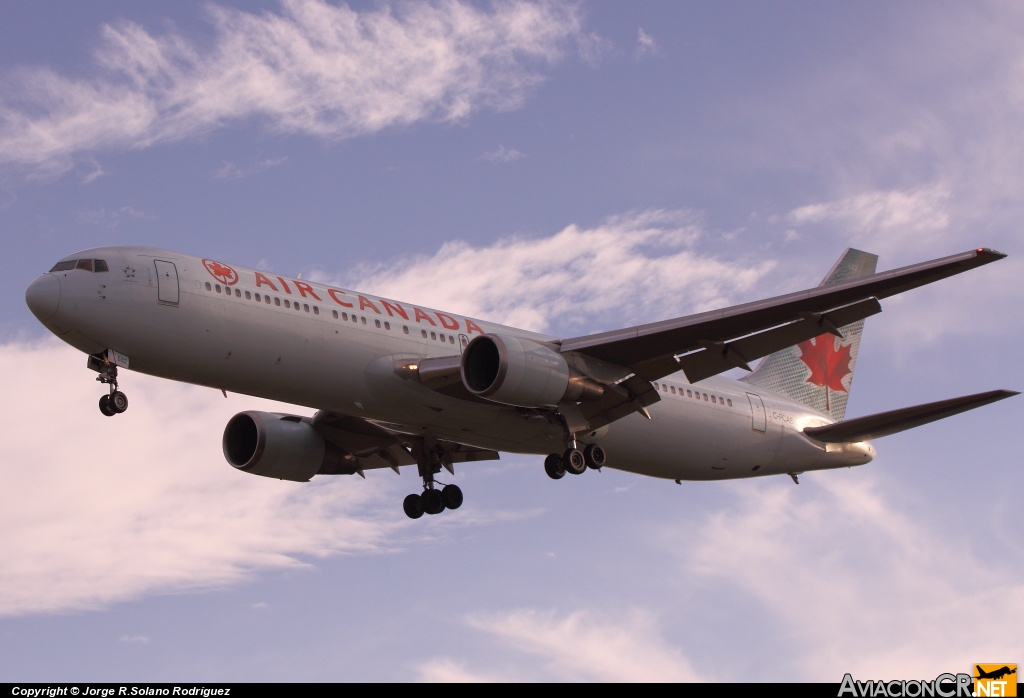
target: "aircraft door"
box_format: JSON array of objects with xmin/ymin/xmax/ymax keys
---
[
  {"xmin": 746, "ymin": 393, "xmax": 767, "ymax": 432},
  {"xmin": 155, "ymin": 260, "xmax": 179, "ymax": 305},
  {"xmin": 459, "ymin": 334, "xmax": 469, "ymax": 353}
]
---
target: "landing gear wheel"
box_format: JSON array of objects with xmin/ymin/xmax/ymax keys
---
[
  {"xmin": 544, "ymin": 453, "xmax": 566, "ymax": 480},
  {"xmin": 563, "ymin": 448, "xmax": 587, "ymax": 475},
  {"xmin": 584, "ymin": 443, "xmax": 606, "ymax": 469},
  {"xmin": 110, "ymin": 391, "xmax": 128, "ymax": 414},
  {"xmin": 403, "ymin": 494, "xmax": 424, "ymax": 519},
  {"xmin": 98, "ymin": 394, "xmax": 116, "ymax": 417},
  {"xmin": 441, "ymin": 484, "xmax": 464, "ymax": 510},
  {"xmin": 422, "ymin": 488, "xmax": 445, "ymax": 515}
]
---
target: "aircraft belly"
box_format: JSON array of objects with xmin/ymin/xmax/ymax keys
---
[{"xmin": 596, "ymin": 394, "xmax": 785, "ymax": 481}]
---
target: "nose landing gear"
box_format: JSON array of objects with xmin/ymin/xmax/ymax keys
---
[{"xmin": 89, "ymin": 351, "xmax": 128, "ymax": 417}]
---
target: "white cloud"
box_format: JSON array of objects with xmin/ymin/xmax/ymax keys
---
[
  {"xmin": 676, "ymin": 476, "xmax": 1024, "ymax": 680},
  {"xmin": 118, "ymin": 635, "xmax": 150, "ymax": 645},
  {"xmin": 636, "ymin": 27, "xmax": 658, "ymax": 57},
  {"xmin": 457, "ymin": 608, "xmax": 706, "ymax": 682},
  {"xmin": 0, "ymin": 0, "xmax": 585, "ymax": 174},
  {"xmin": 0, "ymin": 338, "xmax": 405, "ymax": 617},
  {"xmin": 214, "ymin": 157, "xmax": 287, "ymax": 179},
  {"xmin": 787, "ymin": 185, "xmax": 951, "ymax": 257},
  {"xmin": 481, "ymin": 144, "xmax": 525, "ymax": 163},
  {"xmin": 415, "ymin": 658, "xmax": 507, "ymax": 683},
  {"xmin": 316, "ymin": 209, "xmax": 775, "ymax": 334},
  {"xmin": 77, "ymin": 205, "xmax": 151, "ymax": 228}
]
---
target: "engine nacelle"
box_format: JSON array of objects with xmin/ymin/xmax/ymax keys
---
[
  {"xmin": 461, "ymin": 334, "xmax": 603, "ymax": 407},
  {"xmin": 222, "ymin": 411, "xmax": 349, "ymax": 482}
]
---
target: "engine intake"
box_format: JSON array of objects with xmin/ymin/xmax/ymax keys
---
[
  {"xmin": 223, "ymin": 411, "xmax": 350, "ymax": 481},
  {"xmin": 461, "ymin": 334, "xmax": 603, "ymax": 407}
]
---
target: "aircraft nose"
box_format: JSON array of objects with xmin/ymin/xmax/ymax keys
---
[{"xmin": 25, "ymin": 274, "xmax": 61, "ymax": 321}]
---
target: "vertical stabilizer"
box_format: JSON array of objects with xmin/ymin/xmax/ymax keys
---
[{"xmin": 741, "ymin": 249, "xmax": 878, "ymax": 420}]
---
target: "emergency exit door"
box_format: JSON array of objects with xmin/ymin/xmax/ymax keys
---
[
  {"xmin": 746, "ymin": 393, "xmax": 767, "ymax": 432},
  {"xmin": 155, "ymin": 260, "xmax": 179, "ymax": 305}
]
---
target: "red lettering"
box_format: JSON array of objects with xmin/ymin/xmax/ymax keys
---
[
  {"xmin": 358, "ymin": 295, "xmax": 381, "ymax": 314},
  {"xmin": 465, "ymin": 319, "xmax": 485, "ymax": 336},
  {"xmin": 436, "ymin": 312, "xmax": 459, "ymax": 330},
  {"xmin": 254, "ymin": 272, "xmax": 278, "ymax": 291},
  {"xmin": 380, "ymin": 300, "xmax": 409, "ymax": 320},
  {"xmin": 293, "ymin": 280, "xmax": 322, "ymax": 301},
  {"xmin": 327, "ymin": 289, "xmax": 353, "ymax": 307},
  {"xmin": 276, "ymin": 277, "xmax": 292, "ymax": 294},
  {"xmin": 413, "ymin": 307, "xmax": 436, "ymax": 326}
]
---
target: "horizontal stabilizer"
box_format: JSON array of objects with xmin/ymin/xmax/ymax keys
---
[{"xmin": 802, "ymin": 390, "xmax": 1019, "ymax": 443}]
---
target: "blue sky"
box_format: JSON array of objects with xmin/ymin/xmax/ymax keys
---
[{"xmin": 1, "ymin": 1, "xmax": 1021, "ymax": 682}]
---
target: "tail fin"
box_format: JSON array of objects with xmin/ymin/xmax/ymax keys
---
[{"xmin": 741, "ymin": 249, "xmax": 878, "ymax": 420}]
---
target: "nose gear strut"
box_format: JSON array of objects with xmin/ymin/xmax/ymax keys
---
[{"xmin": 89, "ymin": 351, "xmax": 129, "ymax": 417}]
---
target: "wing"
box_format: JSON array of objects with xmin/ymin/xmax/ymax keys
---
[
  {"xmin": 311, "ymin": 411, "xmax": 498, "ymax": 475},
  {"xmin": 558, "ymin": 248, "xmax": 1005, "ymax": 429}
]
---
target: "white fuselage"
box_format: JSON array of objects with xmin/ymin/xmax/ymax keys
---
[{"xmin": 27, "ymin": 246, "xmax": 875, "ymax": 481}]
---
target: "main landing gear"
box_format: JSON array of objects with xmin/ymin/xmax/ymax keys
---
[
  {"xmin": 403, "ymin": 444, "xmax": 463, "ymax": 519},
  {"xmin": 544, "ymin": 442, "xmax": 606, "ymax": 480},
  {"xmin": 90, "ymin": 352, "xmax": 128, "ymax": 417}
]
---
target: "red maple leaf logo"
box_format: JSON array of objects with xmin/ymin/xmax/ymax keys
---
[
  {"xmin": 202, "ymin": 259, "xmax": 238, "ymax": 285},
  {"xmin": 797, "ymin": 334, "xmax": 853, "ymax": 393}
]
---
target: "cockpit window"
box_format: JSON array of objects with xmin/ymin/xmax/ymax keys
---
[{"xmin": 49, "ymin": 259, "xmax": 109, "ymax": 273}]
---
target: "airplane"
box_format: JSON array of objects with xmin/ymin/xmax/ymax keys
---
[
  {"xmin": 975, "ymin": 666, "xmax": 1017, "ymax": 681},
  {"xmin": 24, "ymin": 245, "xmax": 1018, "ymax": 519}
]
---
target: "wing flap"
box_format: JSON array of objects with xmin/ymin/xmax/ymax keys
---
[
  {"xmin": 665, "ymin": 297, "xmax": 882, "ymax": 384},
  {"xmin": 802, "ymin": 390, "xmax": 1019, "ymax": 443}
]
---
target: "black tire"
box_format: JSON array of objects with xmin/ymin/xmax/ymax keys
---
[
  {"xmin": 110, "ymin": 391, "xmax": 128, "ymax": 414},
  {"xmin": 441, "ymin": 484, "xmax": 463, "ymax": 510},
  {"xmin": 98, "ymin": 395, "xmax": 116, "ymax": 417},
  {"xmin": 403, "ymin": 494, "xmax": 424, "ymax": 519},
  {"xmin": 544, "ymin": 453, "xmax": 566, "ymax": 480},
  {"xmin": 422, "ymin": 488, "xmax": 445, "ymax": 515},
  {"xmin": 584, "ymin": 443, "xmax": 606, "ymax": 469},
  {"xmin": 564, "ymin": 448, "xmax": 587, "ymax": 475}
]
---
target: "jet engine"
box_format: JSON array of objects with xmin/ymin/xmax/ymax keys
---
[
  {"xmin": 461, "ymin": 334, "xmax": 604, "ymax": 407},
  {"xmin": 222, "ymin": 411, "xmax": 350, "ymax": 481}
]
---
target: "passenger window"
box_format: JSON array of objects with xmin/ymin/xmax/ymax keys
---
[
  {"xmin": 332, "ymin": 310, "xmax": 338, "ymax": 319},
  {"xmin": 422, "ymin": 330, "xmax": 428, "ymax": 338},
  {"xmin": 727, "ymin": 399, "xmax": 733, "ymax": 407},
  {"xmin": 235, "ymin": 289, "xmax": 241, "ymax": 297},
  {"xmin": 342, "ymin": 312, "xmax": 348, "ymax": 321},
  {"xmin": 449, "ymin": 336, "xmax": 454, "ymax": 344},
  {"xmin": 94, "ymin": 260, "xmax": 109, "ymax": 272},
  {"xmin": 245, "ymin": 291, "xmax": 251, "ymax": 300},
  {"xmin": 304, "ymin": 304, "xmax": 310, "ymax": 312},
  {"xmin": 711, "ymin": 395, "xmax": 717, "ymax": 404},
  {"xmin": 314, "ymin": 306, "xmax": 319, "ymax": 315},
  {"xmin": 662, "ymin": 385, "xmax": 668, "ymax": 393},
  {"xmin": 284, "ymin": 300, "xmax": 290, "ymax": 308},
  {"xmin": 403, "ymin": 326, "xmax": 409, "ymax": 334},
  {"xmin": 440, "ymin": 334, "xmax": 446, "ymax": 342},
  {"xmin": 431, "ymin": 332, "xmax": 437, "ymax": 340},
  {"xmin": 49, "ymin": 260, "xmax": 76, "ymax": 272},
  {"xmin": 653, "ymin": 382, "xmax": 659, "ymax": 390},
  {"xmin": 375, "ymin": 319, "xmax": 381, "ymax": 328},
  {"xmin": 361, "ymin": 316, "xmax": 366, "ymax": 325},
  {"xmin": 255, "ymin": 293, "xmax": 260, "ymax": 301},
  {"xmin": 205, "ymin": 282, "xmax": 212, "ymax": 291},
  {"xmin": 265, "ymin": 296, "xmax": 271, "ymax": 304},
  {"xmin": 275, "ymin": 298, "xmax": 281, "ymax": 306},
  {"xmin": 215, "ymin": 284, "xmax": 222, "ymax": 293},
  {"xmin": 76, "ymin": 259, "xmax": 94, "ymax": 272},
  {"xmin": 703, "ymin": 393, "xmax": 708, "ymax": 401},
  {"xmin": 687, "ymin": 389, "xmax": 692, "ymax": 397},
  {"xmin": 384, "ymin": 322, "xmax": 390, "ymax": 330},
  {"xmin": 670, "ymin": 386, "xmax": 676, "ymax": 394}
]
